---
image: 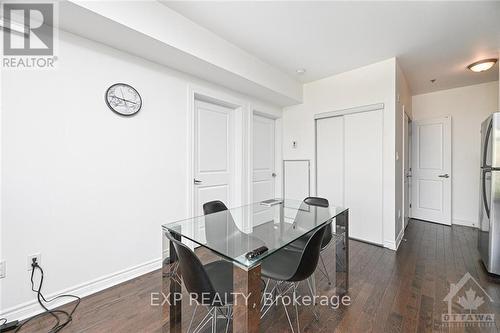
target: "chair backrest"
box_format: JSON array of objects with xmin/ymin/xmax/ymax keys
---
[
  {"xmin": 203, "ymin": 200, "xmax": 228, "ymax": 215},
  {"xmin": 164, "ymin": 231, "xmax": 217, "ymax": 303},
  {"xmin": 304, "ymin": 197, "xmax": 329, "ymax": 207},
  {"xmin": 304, "ymin": 196, "xmax": 332, "ymax": 249},
  {"xmin": 288, "ymin": 224, "xmax": 328, "ymax": 282},
  {"xmin": 203, "ymin": 200, "xmax": 232, "ymax": 246}
]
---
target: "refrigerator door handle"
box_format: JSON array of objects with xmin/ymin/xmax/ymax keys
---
[
  {"xmin": 483, "ymin": 169, "xmax": 491, "ymax": 219},
  {"xmin": 483, "ymin": 119, "xmax": 493, "ymax": 168}
]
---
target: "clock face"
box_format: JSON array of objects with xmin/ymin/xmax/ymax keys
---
[{"xmin": 105, "ymin": 83, "xmax": 142, "ymax": 116}]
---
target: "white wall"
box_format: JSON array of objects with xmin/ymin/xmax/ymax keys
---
[
  {"xmin": 282, "ymin": 58, "xmax": 398, "ymax": 249},
  {"xmin": 412, "ymin": 81, "xmax": 499, "ymax": 227},
  {"xmin": 0, "ymin": 30, "xmax": 280, "ymax": 319}
]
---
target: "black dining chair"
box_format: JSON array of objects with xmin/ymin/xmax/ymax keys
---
[
  {"xmin": 164, "ymin": 230, "xmax": 233, "ymax": 333},
  {"xmin": 260, "ymin": 224, "xmax": 328, "ymax": 333},
  {"xmin": 304, "ymin": 197, "xmax": 334, "ymax": 284},
  {"xmin": 286, "ymin": 197, "xmax": 335, "ymax": 285},
  {"xmin": 203, "ymin": 200, "xmax": 266, "ymax": 251}
]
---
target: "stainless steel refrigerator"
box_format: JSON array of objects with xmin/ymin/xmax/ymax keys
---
[{"xmin": 479, "ymin": 112, "xmax": 500, "ymax": 275}]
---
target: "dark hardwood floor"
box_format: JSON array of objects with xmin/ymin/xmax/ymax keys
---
[{"xmin": 16, "ymin": 220, "xmax": 500, "ymax": 332}]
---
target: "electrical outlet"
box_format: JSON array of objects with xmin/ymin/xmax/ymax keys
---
[
  {"xmin": 0, "ymin": 260, "xmax": 6, "ymax": 278},
  {"xmin": 27, "ymin": 253, "xmax": 41, "ymax": 271}
]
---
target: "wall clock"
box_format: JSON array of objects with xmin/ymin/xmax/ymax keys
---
[{"xmin": 105, "ymin": 83, "xmax": 142, "ymax": 116}]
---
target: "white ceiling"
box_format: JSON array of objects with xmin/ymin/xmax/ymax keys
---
[{"xmin": 162, "ymin": 1, "xmax": 500, "ymax": 95}]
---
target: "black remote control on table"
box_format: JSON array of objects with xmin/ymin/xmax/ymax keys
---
[{"xmin": 245, "ymin": 246, "xmax": 268, "ymax": 260}]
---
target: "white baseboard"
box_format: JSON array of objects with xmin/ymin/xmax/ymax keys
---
[
  {"xmin": 395, "ymin": 228, "xmax": 404, "ymax": 250},
  {"xmin": 0, "ymin": 257, "xmax": 162, "ymax": 321},
  {"xmin": 383, "ymin": 229, "xmax": 404, "ymax": 252},
  {"xmin": 383, "ymin": 239, "xmax": 396, "ymax": 251},
  {"xmin": 349, "ymin": 236, "xmax": 383, "ymax": 247},
  {"xmin": 452, "ymin": 218, "xmax": 476, "ymax": 227}
]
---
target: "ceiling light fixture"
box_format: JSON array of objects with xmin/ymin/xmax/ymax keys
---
[
  {"xmin": 467, "ymin": 58, "xmax": 497, "ymax": 73},
  {"xmin": 296, "ymin": 68, "xmax": 306, "ymax": 75}
]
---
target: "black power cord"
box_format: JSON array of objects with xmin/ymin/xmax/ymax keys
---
[
  {"xmin": 14, "ymin": 260, "xmax": 81, "ymax": 332},
  {"xmin": 0, "ymin": 319, "xmax": 19, "ymax": 332}
]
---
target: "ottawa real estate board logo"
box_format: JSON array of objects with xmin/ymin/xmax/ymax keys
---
[
  {"xmin": 442, "ymin": 272, "xmax": 495, "ymax": 327},
  {"xmin": 2, "ymin": 2, "xmax": 57, "ymax": 69}
]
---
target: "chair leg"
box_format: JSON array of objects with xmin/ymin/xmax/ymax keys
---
[
  {"xmin": 278, "ymin": 283, "xmax": 296, "ymax": 333},
  {"xmin": 319, "ymin": 253, "xmax": 332, "ymax": 285},
  {"xmin": 306, "ymin": 278, "xmax": 320, "ymax": 321},
  {"xmin": 261, "ymin": 281, "xmax": 280, "ymax": 319},
  {"xmin": 267, "ymin": 280, "xmax": 321, "ymax": 333},
  {"xmin": 293, "ymin": 283, "xmax": 300, "ymax": 333},
  {"xmin": 187, "ymin": 303, "xmax": 199, "ymax": 333},
  {"xmin": 261, "ymin": 278, "xmax": 271, "ymax": 311},
  {"xmin": 163, "ymin": 261, "xmax": 182, "ymax": 286},
  {"xmin": 192, "ymin": 308, "xmax": 213, "ymax": 333},
  {"xmin": 225, "ymin": 307, "xmax": 232, "ymax": 333},
  {"xmin": 211, "ymin": 307, "xmax": 217, "ymax": 333},
  {"xmin": 282, "ymin": 304, "xmax": 295, "ymax": 333}
]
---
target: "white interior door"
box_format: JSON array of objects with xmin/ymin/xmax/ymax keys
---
[
  {"xmin": 316, "ymin": 108, "xmax": 383, "ymax": 245},
  {"xmin": 252, "ymin": 114, "xmax": 275, "ymax": 225},
  {"xmin": 194, "ymin": 100, "xmax": 234, "ymax": 235},
  {"xmin": 411, "ymin": 116, "xmax": 451, "ymax": 225}
]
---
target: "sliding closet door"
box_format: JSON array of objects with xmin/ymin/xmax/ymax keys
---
[
  {"xmin": 316, "ymin": 116, "xmax": 344, "ymax": 206},
  {"xmin": 344, "ymin": 110, "xmax": 383, "ymax": 244},
  {"xmin": 316, "ymin": 109, "xmax": 383, "ymax": 245}
]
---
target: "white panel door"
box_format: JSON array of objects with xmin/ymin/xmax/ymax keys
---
[
  {"xmin": 316, "ymin": 116, "xmax": 344, "ymax": 206},
  {"xmin": 411, "ymin": 116, "xmax": 451, "ymax": 225},
  {"xmin": 194, "ymin": 100, "xmax": 233, "ymax": 238},
  {"xmin": 344, "ymin": 110, "xmax": 384, "ymax": 244},
  {"xmin": 252, "ymin": 114, "xmax": 275, "ymax": 225}
]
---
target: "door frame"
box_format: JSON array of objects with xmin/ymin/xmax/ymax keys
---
[
  {"xmin": 247, "ymin": 109, "xmax": 282, "ymax": 207},
  {"xmin": 188, "ymin": 85, "xmax": 247, "ymax": 219},
  {"xmin": 410, "ymin": 115, "xmax": 452, "ymax": 225},
  {"xmin": 402, "ymin": 108, "xmax": 412, "ymax": 231}
]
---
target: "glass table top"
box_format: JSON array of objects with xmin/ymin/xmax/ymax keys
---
[{"xmin": 162, "ymin": 199, "xmax": 347, "ymax": 268}]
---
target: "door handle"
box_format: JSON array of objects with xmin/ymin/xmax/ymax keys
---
[
  {"xmin": 483, "ymin": 170, "xmax": 491, "ymax": 219},
  {"xmin": 272, "ymin": 172, "xmax": 277, "ymax": 177},
  {"xmin": 438, "ymin": 174, "xmax": 450, "ymax": 178},
  {"xmin": 193, "ymin": 179, "xmax": 202, "ymax": 184}
]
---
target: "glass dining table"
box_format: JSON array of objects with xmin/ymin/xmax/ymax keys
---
[{"xmin": 161, "ymin": 199, "xmax": 349, "ymax": 333}]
